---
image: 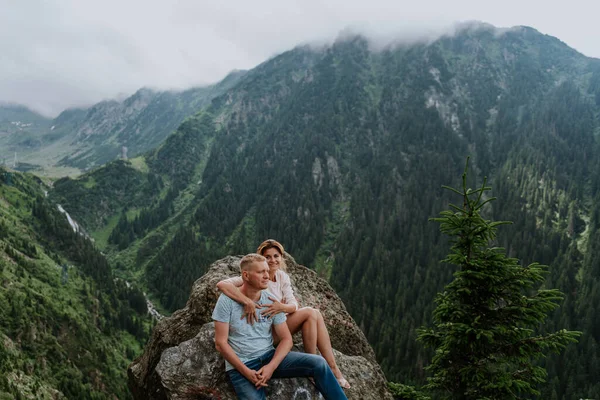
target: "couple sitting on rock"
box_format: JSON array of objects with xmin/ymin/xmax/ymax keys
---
[{"xmin": 212, "ymin": 239, "xmax": 350, "ymax": 400}]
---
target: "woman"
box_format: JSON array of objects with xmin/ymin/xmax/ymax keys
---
[{"xmin": 216, "ymin": 239, "xmax": 351, "ymax": 389}]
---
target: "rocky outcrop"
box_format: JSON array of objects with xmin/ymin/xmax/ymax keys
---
[{"xmin": 128, "ymin": 254, "xmax": 393, "ymax": 399}]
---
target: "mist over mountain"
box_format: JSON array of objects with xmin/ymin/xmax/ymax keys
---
[
  {"xmin": 4, "ymin": 22, "xmax": 600, "ymax": 398},
  {"xmin": 0, "ymin": 70, "xmax": 245, "ymax": 171},
  {"xmin": 0, "ymin": 105, "xmax": 52, "ymax": 163},
  {"xmin": 3, "ymin": 0, "xmax": 600, "ymax": 119}
]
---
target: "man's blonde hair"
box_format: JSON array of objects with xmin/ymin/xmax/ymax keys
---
[{"xmin": 239, "ymin": 253, "xmax": 266, "ymax": 272}]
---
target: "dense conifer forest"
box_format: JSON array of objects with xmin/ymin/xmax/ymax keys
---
[
  {"xmin": 27, "ymin": 24, "xmax": 600, "ymax": 398},
  {"xmin": 0, "ymin": 168, "xmax": 150, "ymax": 398}
]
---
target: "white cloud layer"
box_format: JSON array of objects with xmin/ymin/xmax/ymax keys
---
[{"xmin": 1, "ymin": 0, "xmax": 598, "ymax": 117}]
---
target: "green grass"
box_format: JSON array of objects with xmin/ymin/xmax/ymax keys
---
[
  {"xmin": 172, "ymin": 186, "xmax": 196, "ymax": 214},
  {"xmin": 82, "ymin": 176, "xmax": 96, "ymax": 189},
  {"xmin": 129, "ymin": 156, "xmax": 149, "ymax": 173},
  {"xmin": 313, "ymin": 200, "xmax": 350, "ymax": 279},
  {"xmin": 91, "ymin": 213, "xmax": 120, "ymax": 249},
  {"xmin": 30, "ymin": 166, "xmax": 82, "ymax": 180},
  {"xmin": 91, "ymin": 208, "xmax": 141, "ymax": 250},
  {"xmin": 126, "ymin": 208, "xmax": 141, "ymax": 219}
]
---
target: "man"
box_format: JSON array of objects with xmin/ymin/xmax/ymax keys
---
[{"xmin": 212, "ymin": 253, "xmax": 347, "ymax": 400}]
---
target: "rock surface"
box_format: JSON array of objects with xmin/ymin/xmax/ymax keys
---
[{"xmin": 128, "ymin": 254, "xmax": 393, "ymax": 399}]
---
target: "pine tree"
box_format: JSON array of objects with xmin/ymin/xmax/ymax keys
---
[{"xmin": 418, "ymin": 159, "xmax": 581, "ymax": 399}]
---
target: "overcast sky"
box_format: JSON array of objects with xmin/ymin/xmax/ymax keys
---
[{"xmin": 1, "ymin": 0, "xmax": 598, "ymax": 117}]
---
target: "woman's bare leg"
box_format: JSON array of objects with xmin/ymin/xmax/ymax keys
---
[
  {"xmin": 313, "ymin": 309, "xmax": 348, "ymax": 386},
  {"xmin": 285, "ymin": 307, "xmax": 318, "ymax": 354},
  {"xmin": 287, "ymin": 307, "xmax": 350, "ymax": 387},
  {"xmin": 313, "ymin": 310, "xmax": 337, "ymax": 369}
]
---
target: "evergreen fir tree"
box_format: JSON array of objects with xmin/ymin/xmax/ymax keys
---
[{"xmin": 418, "ymin": 159, "xmax": 581, "ymax": 399}]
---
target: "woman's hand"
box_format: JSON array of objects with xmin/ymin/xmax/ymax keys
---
[
  {"xmin": 241, "ymin": 299, "xmax": 258, "ymax": 324},
  {"xmin": 260, "ymin": 297, "xmax": 285, "ymax": 318}
]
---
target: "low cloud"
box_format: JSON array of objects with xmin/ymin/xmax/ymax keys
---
[{"xmin": 1, "ymin": 0, "xmax": 598, "ymax": 117}]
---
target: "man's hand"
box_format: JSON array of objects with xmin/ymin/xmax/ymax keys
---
[
  {"xmin": 260, "ymin": 297, "xmax": 284, "ymax": 318},
  {"xmin": 242, "ymin": 367, "xmax": 268, "ymax": 388},
  {"xmin": 255, "ymin": 364, "xmax": 275, "ymax": 387},
  {"xmin": 241, "ymin": 299, "xmax": 259, "ymax": 324}
]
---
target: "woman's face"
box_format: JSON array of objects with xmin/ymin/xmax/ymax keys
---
[{"xmin": 263, "ymin": 247, "xmax": 282, "ymax": 273}]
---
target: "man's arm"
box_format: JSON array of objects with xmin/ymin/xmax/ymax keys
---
[
  {"xmin": 214, "ymin": 321, "xmax": 266, "ymax": 387},
  {"xmin": 256, "ymin": 321, "xmax": 293, "ymax": 386}
]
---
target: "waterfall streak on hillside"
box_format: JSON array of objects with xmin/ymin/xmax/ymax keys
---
[
  {"xmin": 57, "ymin": 204, "xmax": 93, "ymax": 242},
  {"xmin": 57, "ymin": 204, "xmax": 81, "ymax": 233},
  {"xmin": 146, "ymin": 296, "xmax": 163, "ymax": 320}
]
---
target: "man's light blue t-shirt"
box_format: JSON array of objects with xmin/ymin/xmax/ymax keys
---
[{"xmin": 212, "ymin": 291, "xmax": 287, "ymax": 371}]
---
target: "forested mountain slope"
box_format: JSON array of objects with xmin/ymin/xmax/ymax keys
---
[
  {"xmin": 53, "ymin": 23, "xmax": 600, "ymax": 398},
  {"xmin": 0, "ymin": 105, "xmax": 52, "ymax": 168},
  {"xmin": 0, "ymin": 168, "xmax": 150, "ymax": 399},
  {"xmin": 0, "ymin": 70, "xmax": 245, "ymax": 173}
]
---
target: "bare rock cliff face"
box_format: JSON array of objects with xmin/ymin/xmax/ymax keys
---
[{"xmin": 128, "ymin": 254, "xmax": 393, "ymax": 399}]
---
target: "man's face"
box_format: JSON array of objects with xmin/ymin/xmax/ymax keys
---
[{"xmin": 244, "ymin": 261, "xmax": 270, "ymax": 290}]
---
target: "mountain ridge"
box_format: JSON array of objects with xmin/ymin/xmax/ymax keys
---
[
  {"xmin": 43, "ymin": 23, "xmax": 600, "ymax": 398},
  {"xmin": 0, "ymin": 70, "xmax": 247, "ymax": 173}
]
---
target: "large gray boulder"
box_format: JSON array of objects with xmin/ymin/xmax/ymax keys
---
[{"xmin": 128, "ymin": 254, "xmax": 393, "ymax": 399}]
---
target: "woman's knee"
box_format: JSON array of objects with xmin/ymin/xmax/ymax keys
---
[
  {"xmin": 309, "ymin": 308, "xmax": 325, "ymax": 326},
  {"xmin": 313, "ymin": 308, "xmax": 323, "ymax": 321},
  {"xmin": 297, "ymin": 307, "xmax": 318, "ymax": 322},
  {"xmin": 303, "ymin": 307, "xmax": 320, "ymax": 321}
]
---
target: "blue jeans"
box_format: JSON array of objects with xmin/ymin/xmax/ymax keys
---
[{"xmin": 227, "ymin": 349, "xmax": 347, "ymax": 400}]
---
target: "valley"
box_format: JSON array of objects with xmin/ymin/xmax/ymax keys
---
[{"xmin": 3, "ymin": 23, "xmax": 600, "ymax": 399}]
